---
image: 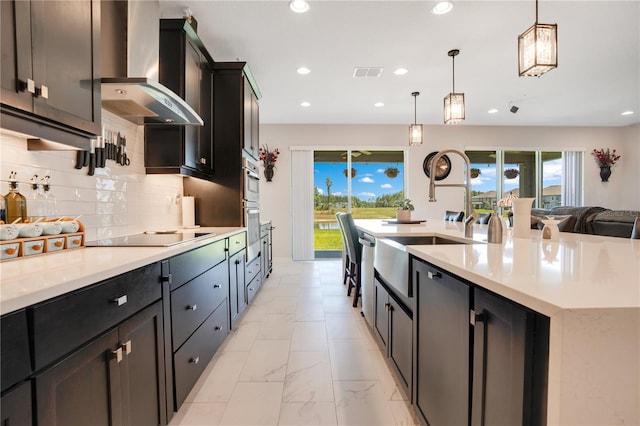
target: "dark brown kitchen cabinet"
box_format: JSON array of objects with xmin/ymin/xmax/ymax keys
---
[
  {"xmin": 412, "ymin": 258, "xmax": 549, "ymax": 426},
  {"xmin": 1, "ymin": 309, "xmax": 31, "ymax": 393},
  {"xmin": 229, "ymin": 244, "xmax": 247, "ymax": 328},
  {"xmin": 35, "ymin": 301, "xmax": 166, "ymax": 426},
  {"xmin": 0, "ymin": 0, "xmax": 101, "ymax": 145},
  {"xmin": 145, "ymin": 19, "xmax": 214, "ymax": 180},
  {"xmin": 373, "ymin": 277, "xmax": 412, "ymax": 396},
  {"xmin": 1, "ymin": 380, "xmax": 33, "ymax": 426}
]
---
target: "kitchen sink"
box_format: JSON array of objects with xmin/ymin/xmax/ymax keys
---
[
  {"xmin": 384, "ymin": 235, "xmax": 472, "ymax": 246},
  {"xmin": 374, "ymin": 235, "xmax": 474, "ymax": 300}
]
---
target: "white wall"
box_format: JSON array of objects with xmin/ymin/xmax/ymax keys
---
[
  {"xmin": 260, "ymin": 123, "xmax": 640, "ymax": 259},
  {"xmin": 0, "ymin": 111, "xmax": 183, "ymax": 242}
]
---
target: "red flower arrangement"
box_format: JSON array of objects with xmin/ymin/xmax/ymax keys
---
[
  {"xmin": 591, "ymin": 148, "xmax": 621, "ymax": 167},
  {"xmin": 259, "ymin": 145, "xmax": 280, "ymax": 168}
]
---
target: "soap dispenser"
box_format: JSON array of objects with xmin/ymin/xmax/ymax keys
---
[{"xmin": 487, "ymin": 208, "xmax": 503, "ymax": 244}]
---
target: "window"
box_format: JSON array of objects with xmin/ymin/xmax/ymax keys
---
[
  {"xmin": 313, "ymin": 149, "xmax": 405, "ymax": 257},
  {"xmin": 467, "ymin": 150, "xmax": 580, "ymax": 214}
]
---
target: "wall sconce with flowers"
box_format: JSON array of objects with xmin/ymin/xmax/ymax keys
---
[
  {"xmin": 259, "ymin": 145, "xmax": 280, "ymax": 182},
  {"xmin": 591, "ymin": 148, "xmax": 621, "ymax": 182}
]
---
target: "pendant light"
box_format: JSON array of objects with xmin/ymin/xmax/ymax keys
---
[
  {"xmin": 409, "ymin": 92, "xmax": 423, "ymax": 146},
  {"xmin": 443, "ymin": 49, "xmax": 465, "ymax": 124},
  {"xmin": 518, "ymin": 0, "xmax": 557, "ymax": 77}
]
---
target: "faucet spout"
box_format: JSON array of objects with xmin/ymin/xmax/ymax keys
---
[{"xmin": 428, "ymin": 149, "xmax": 476, "ymax": 238}]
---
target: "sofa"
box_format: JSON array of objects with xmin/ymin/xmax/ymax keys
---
[{"xmin": 508, "ymin": 206, "xmax": 639, "ymax": 238}]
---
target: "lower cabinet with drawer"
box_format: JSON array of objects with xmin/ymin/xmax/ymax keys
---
[
  {"xmin": 169, "ymin": 253, "xmax": 230, "ymax": 411},
  {"xmin": 34, "ymin": 300, "xmax": 166, "ymax": 426}
]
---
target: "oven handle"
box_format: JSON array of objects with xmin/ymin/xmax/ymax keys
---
[{"xmin": 243, "ymin": 166, "xmax": 260, "ymax": 180}]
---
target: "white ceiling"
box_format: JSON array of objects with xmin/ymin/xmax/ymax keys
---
[{"xmin": 158, "ymin": 0, "xmax": 640, "ymax": 127}]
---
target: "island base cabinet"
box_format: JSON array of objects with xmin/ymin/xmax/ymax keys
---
[
  {"xmin": 471, "ymin": 289, "xmax": 549, "ymax": 426},
  {"xmin": 414, "ymin": 262, "xmax": 470, "ymax": 426},
  {"xmin": 34, "ymin": 301, "xmax": 165, "ymax": 426},
  {"xmin": 373, "ymin": 277, "xmax": 412, "ymax": 395},
  {"xmin": 1, "ymin": 381, "xmax": 33, "ymax": 426},
  {"xmin": 412, "ymin": 258, "xmax": 550, "ymax": 426}
]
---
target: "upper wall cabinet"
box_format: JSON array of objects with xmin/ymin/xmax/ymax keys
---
[
  {"xmin": 145, "ymin": 19, "xmax": 214, "ymax": 180},
  {"xmin": 214, "ymin": 62, "xmax": 261, "ymax": 161},
  {"xmin": 0, "ymin": 0, "xmax": 101, "ymax": 146}
]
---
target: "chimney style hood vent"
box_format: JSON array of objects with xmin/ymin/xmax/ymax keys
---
[{"xmin": 101, "ymin": 0, "xmax": 203, "ymax": 126}]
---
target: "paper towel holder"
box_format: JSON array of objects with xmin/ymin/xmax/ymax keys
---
[{"xmin": 181, "ymin": 195, "xmax": 200, "ymax": 229}]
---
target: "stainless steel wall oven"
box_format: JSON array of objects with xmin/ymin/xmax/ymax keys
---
[{"xmin": 243, "ymin": 157, "xmax": 261, "ymax": 262}]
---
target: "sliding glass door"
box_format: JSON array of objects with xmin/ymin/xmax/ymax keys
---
[{"xmin": 313, "ymin": 150, "xmax": 405, "ymax": 258}]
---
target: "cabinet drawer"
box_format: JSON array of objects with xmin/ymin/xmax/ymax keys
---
[
  {"xmin": 32, "ymin": 262, "xmax": 162, "ymax": 370},
  {"xmin": 171, "ymin": 261, "xmax": 228, "ymax": 349},
  {"xmin": 1, "ymin": 310, "xmax": 31, "ymax": 391},
  {"xmin": 247, "ymin": 275, "xmax": 261, "ymax": 304},
  {"xmin": 173, "ymin": 300, "xmax": 228, "ymax": 410},
  {"xmin": 245, "ymin": 256, "xmax": 261, "ymax": 283},
  {"xmin": 227, "ymin": 232, "xmax": 246, "ymax": 256},
  {"xmin": 169, "ymin": 239, "xmax": 226, "ymax": 291}
]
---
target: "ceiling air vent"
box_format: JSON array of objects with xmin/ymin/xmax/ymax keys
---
[{"xmin": 353, "ymin": 67, "xmax": 383, "ymax": 78}]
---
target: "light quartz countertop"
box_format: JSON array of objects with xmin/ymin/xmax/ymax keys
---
[
  {"xmin": 0, "ymin": 227, "xmax": 244, "ymax": 315},
  {"xmin": 356, "ymin": 218, "xmax": 640, "ymax": 426}
]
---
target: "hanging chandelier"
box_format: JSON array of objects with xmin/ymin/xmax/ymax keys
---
[
  {"xmin": 443, "ymin": 49, "xmax": 465, "ymax": 124},
  {"xmin": 518, "ymin": 0, "xmax": 557, "ymax": 77},
  {"xmin": 409, "ymin": 92, "xmax": 423, "ymax": 146}
]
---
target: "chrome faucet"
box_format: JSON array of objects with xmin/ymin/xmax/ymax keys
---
[{"xmin": 428, "ymin": 149, "xmax": 477, "ymax": 238}]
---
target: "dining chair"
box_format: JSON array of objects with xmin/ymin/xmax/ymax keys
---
[
  {"xmin": 336, "ymin": 213, "xmax": 363, "ymax": 307},
  {"xmin": 444, "ymin": 210, "xmax": 465, "ymax": 222}
]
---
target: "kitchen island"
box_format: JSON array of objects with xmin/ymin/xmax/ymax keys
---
[{"xmin": 356, "ymin": 219, "xmax": 640, "ymax": 426}]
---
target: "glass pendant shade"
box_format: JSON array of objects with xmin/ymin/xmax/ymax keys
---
[
  {"xmin": 444, "ymin": 93, "xmax": 465, "ymax": 124},
  {"xmin": 518, "ymin": 23, "xmax": 557, "ymax": 76},
  {"xmin": 409, "ymin": 124, "xmax": 423, "ymax": 146},
  {"xmin": 409, "ymin": 91, "xmax": 423, "ymax": 146}
]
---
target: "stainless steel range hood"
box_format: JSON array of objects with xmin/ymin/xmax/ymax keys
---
[{"xmin": 101, "ymin": 0, "xmax": 203, "ymax": 126}]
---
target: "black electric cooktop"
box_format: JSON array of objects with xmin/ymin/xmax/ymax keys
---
[{"xmin": 86, "ymin": 232, "xmax": 214, "ymax": 247}]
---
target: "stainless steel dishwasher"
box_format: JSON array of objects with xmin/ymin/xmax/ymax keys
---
[{"xmin": 358, "ymin": 232, "xmax": 376, "ymax": 328}]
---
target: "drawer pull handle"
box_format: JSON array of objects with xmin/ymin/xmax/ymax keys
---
[
  {"xmin": 123, "ymin": 340, "xmax": 132, "ymax": 355},
  {"xmin": 189, "ymin": 356, "xmax": 200, "ymax": 364},
  {"xmin": 427, "ymin": 271, "xmax": 442, "ymax": 280},
  {"xmin": 213, "ymin": 284, "xmax": 221, "ymax": 288},
  {"xmin": 71, "ymin": 238, "xmax": 81, "ymax": 245},
  {"xmin": 187, "ymin": 304, "xmax": 197, "ymax": 311},
  {"xmin": 112, "ymin": 295, "xmax": 128, "ymax": 306},
  {"xmin": 54, "ymin": 241, "xmax": 63, "ymax": 247},
  {"xmin": 162, "ymin": 274, "xmax": 172, "ymax": 284},
  {"xmin": 5, "ymin": 247, "xmax": 16, "ymax": 255},
  {"xmin": 214, "ymin": 326, "xmax": 222, "ymax": 331},
  {"xmin": 31, "ymin": 244, "xmax": 42, "ymax": 251}
]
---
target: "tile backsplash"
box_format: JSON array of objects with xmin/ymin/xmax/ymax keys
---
[{"xmin": 0, "ymin": 111, "xmax": 183, "ymax": 241}]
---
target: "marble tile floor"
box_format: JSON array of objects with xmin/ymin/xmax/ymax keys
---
[{"xmin": 169, "ymin": 258, "xmax": 418, "ymax": 426}]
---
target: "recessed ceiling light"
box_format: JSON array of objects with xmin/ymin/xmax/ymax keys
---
[
  {"xmin": 374, "ymin": 102, "xmax": 384, "ymax": 107},
  {"xmin": 621, "ymin": 110, "xmax": 635, "ymax": 116},
  {"xmin": 432, "ymin": 1, "xmax": 453, "ymax": 15},
  {"xmin": 488, "ymin": 108, "xmax": 499, "ymax": 114},
  {"xmin": 301, "ymin": 101, "xmax": 311, "ymax": 107},
  {"xmin": 289, "ymin": 0, "xmax": 310, "ymax": 13},
  {"xmin": 297, "ymin": 67, "xmax": 311, "ymax": 75},
  {"xmin": 393, "ymin": 68, "xmax": 408, "ymax": 76}
]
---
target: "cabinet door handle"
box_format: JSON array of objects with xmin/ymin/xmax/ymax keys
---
[
  {"xmin": 162, "ymin": 273, "xmax": 172, "ymax": 284},
  {"xmin": 384, "ymin": 302, "xmax": 391, "ymax": 312},
  {"xmin": 469, "ymin": 309, "xmax": 485, "ymax": 326},
  {"xmin": 123, "ymin": 340, "xmax": 132, "ymax": 355},
  {"xmin": 235, "ymin": 259, "xmax": 240, "ymax": 265},
  {"xmin": 214, "ymin": 326, "xmax": 222, "ymax": 331},
  {"xmin": 186, "ymin": 304, "xmax": 197, "ymax": 311},
  {"xmin": 112, "ymin": 347, "xmax": 123, "ymax": 363},
  {"xmin": 25, "ymin": 78, "xmax": 36, "ymax": 94},
  {"xmin": 427, "ymin": 271, "xmax": 442, "ymax": 280},
  {"xmin": 471, "ymin": 309, "xmax": 488, "ymax": 425},
  {"xmin": 213, "ymin": 284, "xmax": 222, "ymax": 288},
  {"xmin": 38, "ymin": 84, "xmax": 49, "ymax": 99},
  {"xmin": 200, "ymin": 157, "xmax": 207, "ymax": 165},
  {"xmin": 189, "ymin": 356, "xmax": 200, "ymax": 364},
  {"xmin": 111, "ymin": 295, "xmax": 128, "ymax": 306}
]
